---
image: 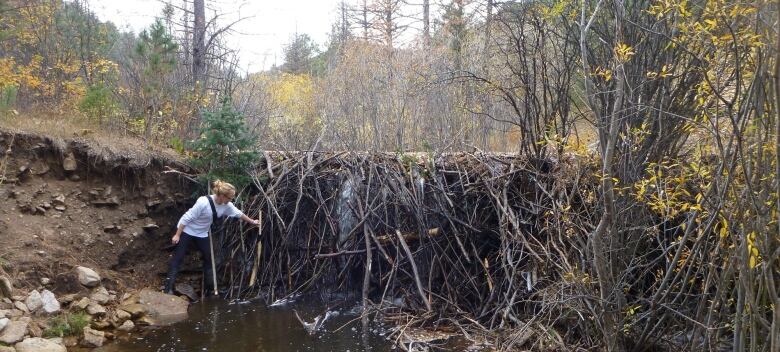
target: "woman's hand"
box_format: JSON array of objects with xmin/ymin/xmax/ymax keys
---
[{"xmin": 172, "ymin": 233, "xmax": 180, "ymax": 244}]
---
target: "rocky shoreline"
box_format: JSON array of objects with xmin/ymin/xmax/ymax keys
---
[{"xmin": 0, "ymin": 266, "xmax": 189, "ymax": 351}]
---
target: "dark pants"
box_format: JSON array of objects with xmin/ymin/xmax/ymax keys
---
[{"xmin": 165, "ymin": 232, "xmax": 213, "ymax": 292}]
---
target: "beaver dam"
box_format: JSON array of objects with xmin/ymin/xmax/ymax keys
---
[{"xmin": 0, "ymin": 129, "xmax": 752, "ymax": 351}]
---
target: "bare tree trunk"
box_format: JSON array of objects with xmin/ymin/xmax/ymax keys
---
[
  {"xmin": 423, "ymin": 0, "xmax": 430, "ymax": 47},
  {"xmin": 192, "ymin": 0, "xmax": 205, "ymax": 86}
]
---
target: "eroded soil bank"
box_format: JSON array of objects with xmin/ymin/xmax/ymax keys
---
[{"xmin": 0, "ymin": 129, "xmax": 201, "ymax": 350}]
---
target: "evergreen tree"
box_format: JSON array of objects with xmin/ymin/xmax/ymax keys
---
[{"xmin": 189, "ymin": 98, "xmax": 259, "ymax": 192}]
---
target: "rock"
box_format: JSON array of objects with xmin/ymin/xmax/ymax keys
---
[
  {"xmin": 57, "ymin": 294, "xmax": 77, "ymax": 305},
  {"xmin": 0, "ymin": 317, "xmax": 8, "ymax": 331},
  {"xmin": 39, "ymin": 278, "xmax": 50, "ymax": 286},
  {"xmin": 51, "ymin": 194, "xmax": 65, "ymax": 205},
  {"xmin": 25, "ymin": 291, "xmax": 42, "ymax": 313},
  {"xmin": 0, "ymin": 346, "xmax": 14, "ymax": 352},
  {"xmin": 90, "ymin": 320, "xmax": 110, "ymax": 330},
  {"xmin": 86, "ymin": 303, "xmax": 106, "ymax": 317},
  {"xmin": 53, "ymin": 206, "xmax": 65, "ymax": 212},
  {"xmin": 13, "ymin": 301, "xmax": 28, "ymax": 313},
  {"xmin": 14, "ymin": 337, "xmax": 66, "ymax": 352},
  {"xmin": 0, "ymin": 309, "xmax": 9, "ymax": 318},
  {"xmin": 142, "ymin": 223, "xmax": 159, "ymax": 231},
  {"xmin": 89, "ymin": 287, "xmax": 110, "ymax": 305},
  {"xmin": 75, "ymin": 267, "xmax": 100, "ymax": 287},
  {"xmin": 102, "ymin": 225, "xmax": 121, "ymax": 234},
  {"xmin": 0, "ymin": 320, "xmax": 28, "ymax": 344},
  {"xmin": 117, "ymin": 304, "xmax": 145, "ymax": 319},
  {"xmin": 39, "ymin": 290, "xmax": 59, "ymax": 314},
  {"xmin": 0, "ymin": 277, "xmax": 12, "ymax": 298},
  {"xmin": 62, "ymin": 336, "xmax": 78, "ymax": 347},
  {"xmin": 80, "ymin": 327, "xmax": 104, "ymax": 348},
  {"xmin": 68, "ymin": 174, "xmax": 80, "ymax": 182},
  {"xmin": 8, "ymin": 310, "xmax": 23, "ymax": 318},
  {"xmin": 91, "ymin": 197, "xmax": 120, "ymax": 207},
  {"xmin": 117, "ymin": 320, "xmax": 134, "ymax": 332},
  {"xmin": 136, "ymin": 289, "xmax": 188, "ymax": 326},
  {"xmin": 174, "ymin": 283, "xmax": 197, "ymax": 302},
  {"xmin": 113, "ymin": 309, "xmax": 131, "ymax": 323},
  {"xmin": 72, "ymin": 297, "xmax": 91, "ymax": 310},
  {"xmin": 62, "ymin": 153, "xmax": 77, "ymax": 172},
  {"xmin": 27, "ymin": 323, "xmax": 41, "ymax": 338}
]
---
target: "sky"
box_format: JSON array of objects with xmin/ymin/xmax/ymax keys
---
[{"xmin": 91, "ymin": 0, "xmax": 343, "ymax": 72}]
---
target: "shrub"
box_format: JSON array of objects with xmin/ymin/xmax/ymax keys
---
[
  {"xmin": 188, "ymin": 98, "xmax": 259, "ymax": 192},
  {"xmin": 43, "ymin": 312, "xmax": 91, "ymax": 337},
  {"xmin": 79, "ymin": 84, "xmax": 118, "ymax": 121}
]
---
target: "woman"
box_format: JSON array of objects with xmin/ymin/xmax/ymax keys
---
[{"xmin": 164, "ymin": 180, "xmax": 259, "ymax": 295}]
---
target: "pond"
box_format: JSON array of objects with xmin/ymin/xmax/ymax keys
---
[{"xmin": 96, "ymin": 295, "xmax": 394, "ymax": 352}]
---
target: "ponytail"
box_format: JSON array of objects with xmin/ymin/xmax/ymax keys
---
[{"xmin": 212, "ymin": 179, "xmax": 236, "ymax": 199}]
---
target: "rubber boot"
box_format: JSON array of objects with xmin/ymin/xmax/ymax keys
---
[
  {"xmin": 163, "ymin": 270, "xmax": 177, "ymax": 295},
  {"xmin": 203, "ymin": 269, "xmax": 217, "ymax": 296}
]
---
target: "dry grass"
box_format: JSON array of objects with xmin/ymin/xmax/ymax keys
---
[{"xmin": 0, "ymin": 110, "xmax": 184, "ymax": 164}]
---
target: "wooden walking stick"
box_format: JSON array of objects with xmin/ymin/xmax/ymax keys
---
[{"xmin": 208, "ymin": 228, "xmax": 218, "ymax": 296}]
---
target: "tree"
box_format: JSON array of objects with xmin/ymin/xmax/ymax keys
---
[
  {"xmin": 281, "ymin": 33, "xmax": 318, "ymax": 75},
  {"xmin": 134, "ymin": 19, "xmax": 178, "ymax": 142},
  {"xmin": 189, "ymin": 98, "xmax": 259, "ymax": 190}
]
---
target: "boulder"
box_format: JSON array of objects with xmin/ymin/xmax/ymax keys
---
[
  {"xmin": 0, "ymin": 277, "xmax": 12, "ymax": 298},
  {"xmin": 117, "ymin": 320, "xmax": 134, "ymax": 332},
  {"xmin": 39, "ymin": 291, "xmax": 59, "ymax": 314},
  {"xmin": 0, "ymin": 317, "xmax": 8, "ymax": 331},
  {"xmin": 14, "ymin": 337, "xmax": 66, "ymax": 352},
  {"xmin": 74, "ymin": 267, "xmax": 100, "ymax": 287},
  {"xmin": 80, "ymin": 327, "xmax": 104, "ymax": 348},
  {"xmin": 62, "ymin": 153, "xmax": 77, "ymax": 172},
  {"xmin": 0, "ymin": 320, "xmax": 28, "ymax": 344},
  {"xmin": 136, "ymin": 289, "xmax": 188, "ymax": 326}
]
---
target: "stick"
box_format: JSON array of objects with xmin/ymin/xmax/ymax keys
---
[
  {"xmin": 396, "ymin": 229, "xmax": 431, "ymax": 311},
  {"xmin": 208, "ymin": 229, "xmax": 218, "ymax": 296}
]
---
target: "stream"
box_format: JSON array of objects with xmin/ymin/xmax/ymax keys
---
[{"xmin": 95, "ymin": 295, "xmax": 394, "ymax": 352}]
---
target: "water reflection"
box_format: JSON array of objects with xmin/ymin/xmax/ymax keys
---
[{"xmin": 97, "ymin": 296, "xmax": 392, "ymax": 352}]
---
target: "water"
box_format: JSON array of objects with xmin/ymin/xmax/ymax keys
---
[{"xmin": 96, "ymin": 296, "xmax": 394, "ymax": 352}]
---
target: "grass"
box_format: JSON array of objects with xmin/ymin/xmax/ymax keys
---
[
  {"xmin": 42, "ymin": 312, "xmax": 91, "ymax": 338},
  {"xmin": 0, "ymin": 109, "xmax": 183, "ymax": 163}
]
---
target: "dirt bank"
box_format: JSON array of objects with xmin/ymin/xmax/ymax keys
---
[{"xmin": 0, "ymin": 128, "xmax": 195, "ymax": 297}]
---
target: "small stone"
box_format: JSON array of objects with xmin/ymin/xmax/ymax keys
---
[
  {"xmin": 0, "ymin": 346, "xmax": 12, "ymax": 352},
  {"xmin": 72, "ymin": 297, "xmax": 91, "ymax": 310},
  {"xmin": 86, "ymin": 303, "xmax": 106, "ymax": 316},
  {"xmin": 68, "ymin": 174, "xmax": 80, "ymax": 182},
  {"xmin": 103, "ymin": 225, "xmax": 121, "ymax": 234},
  {"xmin": 142, "ymin": 223, "xmax": 159, "ymax": 231},
  {"xmin": 62, "ymin": 153, "xmax": 77, "ymax": 172},
  {"xmin": 40, "ymin": 278, "xmax": 50, "ymax": 286},
  {"xmin": 27, "ymin": 323, "xmax": 42, "ymax": 337},
  {"xmin": 114, "ymin": 309, "xmax": 131, "ymax": 322},
  {"xmin": 52, "ymin": 194, "xmax": 66, "ymax": 205},
  {"xmin": 14, "ymin": 300, "xmax": 28, "ymax": 313},
  {"xmin": 14, "ymin": 337, "xmax": 66, "ymax": 352},
  {"xmin": 25, "ymin": 291, "xmax": 42, "ymax": 313},
  {"xmin": 117, "ymin": 304, "xmax": 145, "ymax": 319},
  {"xmin": 0, "ymin": 309, "xmax": 9, "ymax": 318},
  {"xmin": 57, "ymin": 294, "xmax": 77, "ymax": 305},
  {"xmin": 90, "ymin": 319, "xmax": 110, "ymax": 330},
  {"xmin": 40, "ymin": 202, "xmax": 51, "ymax": 209},
  {"xmin": 81, "ymin": 327, "xmax": 105, "ymax": 347},
  {"xmin": 89, "ymin": 287, "xmax": 110, "ymax": 305},
  {"xmin": 75, "ymin": 266, "xmax": 101, "ymax": 287},
  {"xmin": 54, "ymin": 206, "xmax": 65, "ymax": 212},
  {"xmin": 40, "ymin": 290, "xmax": 60, "ymax": 314},
  {"xmin": 0, "ymin": 320, "xmax": 28, "ymax": 344},
  {"xmin": 0, "ymin": 317, "xmax": 8, "ymax": 331}
]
